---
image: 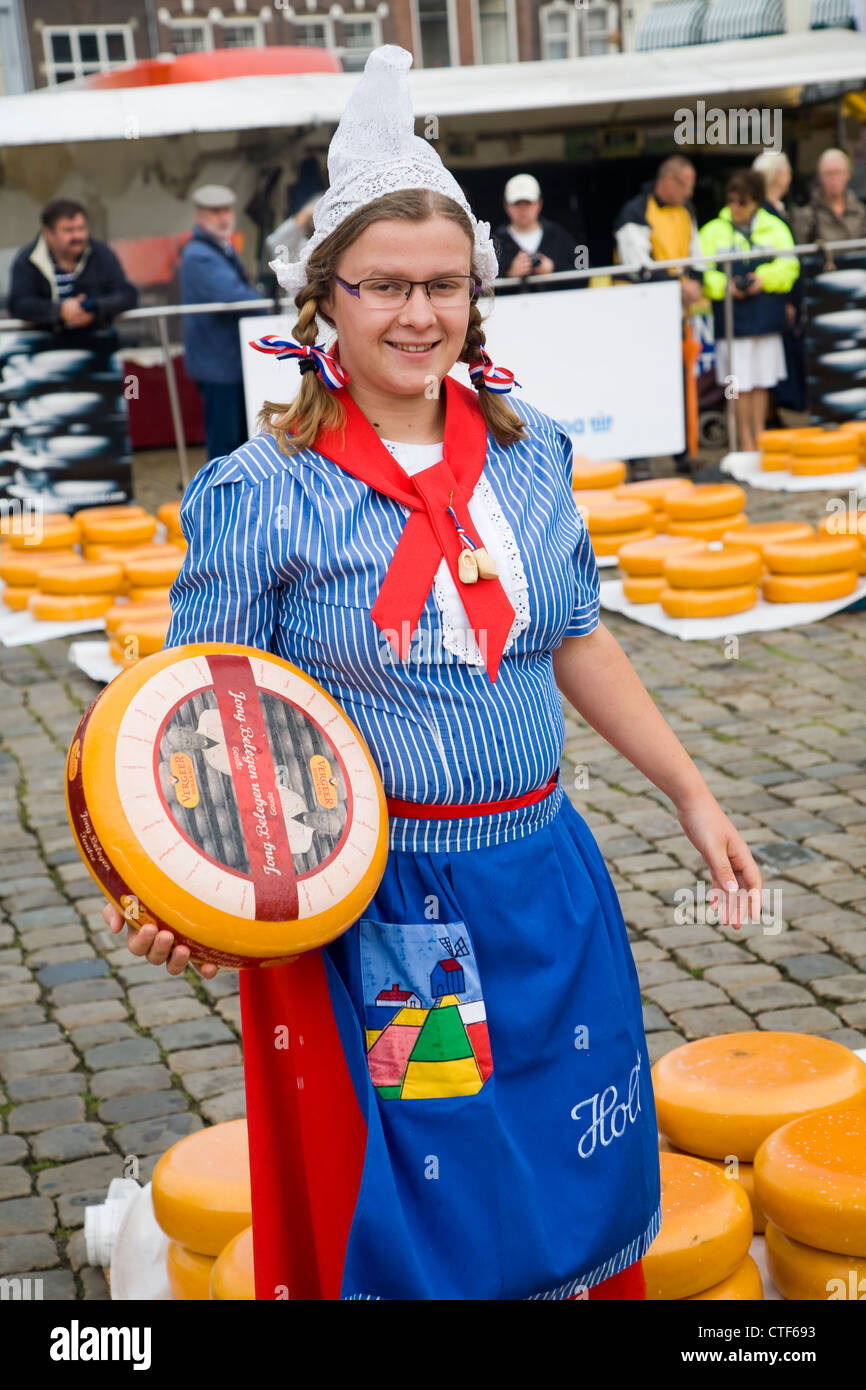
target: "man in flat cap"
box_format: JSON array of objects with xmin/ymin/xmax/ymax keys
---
[{"xmin": 179, "ymin": 185, "xmax": 268, "ymax": 461}]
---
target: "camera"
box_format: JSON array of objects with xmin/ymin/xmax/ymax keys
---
[
  {"xmin": 531, "ymin": 253, "xmax": 543, "ymax": 268},
  {"xmin": 733, "ymin": 273, "xmax": 753, "ymax": 292}
]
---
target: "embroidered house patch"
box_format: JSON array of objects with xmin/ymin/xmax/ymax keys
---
[{"xmin": 359, "ymin": 919, "xmax": 493, "ymax": 1100}]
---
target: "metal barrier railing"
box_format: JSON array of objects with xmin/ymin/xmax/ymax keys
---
[{"xmin": 2, "ymin": 235, "xmax": 865, "ymax": 478}]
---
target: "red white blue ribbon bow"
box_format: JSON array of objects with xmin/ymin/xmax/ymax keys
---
[
  {"xmin": 248, "ymin": 336, "xmax": 350, "ymax": 390},
  {"xmin": 468, "ymin": 348, "xmax": 520, "ymax": 395}
]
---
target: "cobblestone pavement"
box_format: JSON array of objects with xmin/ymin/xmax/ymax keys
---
[{"xmin": 0, "ymin": 454, "xmax": 864, "ymax": 1297}]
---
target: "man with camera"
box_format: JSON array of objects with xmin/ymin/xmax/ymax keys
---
[{"xmin": 493, "ymin": 174, "xmax": 577, "ymax": 281}]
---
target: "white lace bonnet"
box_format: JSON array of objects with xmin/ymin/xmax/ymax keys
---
[{"xmin": 268, "ymin": 44, "xmax": 499, "ymax": 298}]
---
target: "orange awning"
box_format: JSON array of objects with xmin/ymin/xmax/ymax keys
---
[{"xmin": 82, "ymin": 45, "xmax": 342, "ymax": 90}]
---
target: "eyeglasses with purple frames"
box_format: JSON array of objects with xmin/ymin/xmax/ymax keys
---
[{"xmin": 334, "ymin": 274, "xmax": 481, "ymax": 307}]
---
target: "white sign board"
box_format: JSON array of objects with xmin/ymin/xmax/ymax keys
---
[{"xmin": 240, "ymin": 279, "xmax": 684, "ymax": 460}]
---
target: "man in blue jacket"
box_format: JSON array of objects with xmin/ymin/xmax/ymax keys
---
[{"xmin": 179, "ymin": 185, "xmax": 269, "ymax": 461}]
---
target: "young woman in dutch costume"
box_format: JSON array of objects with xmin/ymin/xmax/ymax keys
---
[{"xmin": 105, "ymin": 47, "xmax": 762, "ymax": 1301}]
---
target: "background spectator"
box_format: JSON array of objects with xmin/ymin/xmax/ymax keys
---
[
  {"xmin": 493, "ymin": 173, "xmax": 576, "ymax": 280},
  {"xmin": 700, "ymin": 170, "xmax": 799, "ymax": 452},
  {"xmin": 793, "ymin": 148, "xmax": 866, "ymax": 243},
  {"xmin": 179, "ymin": 184, "xmax": 269, "ymax": 462},
  {"xmin": 752, "ymin": 150, "xmax": 807, "ymax": 417}
]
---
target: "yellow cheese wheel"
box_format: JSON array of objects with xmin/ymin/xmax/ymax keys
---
[
  {"xmin": 617, "ymin": 536, "xmax": 709, "ymax": 576},
  {"xmin": 84, "ymin": 541, "xmax": 184, "ymax": 565},
  {"xmin": 108, "ymin": 638, "xmax": 124, "ymax": 666},
  {"xmin": 817, "ymin": 513, "xmax": 866, "ymax": 542},
  {"xmin": 722, "ymin": 521, "xmax": 814, "ymax": 554},
  {"xmin": 791, "ymin": 455, "xmax": 859, "ymax": 475},
  {"xmin": 123, "ymin": 555, "xmax": 183, "ymax": 588},
  {"xmin": 754, "ymin": 1108, "xmax": 866, "ymax": 1256},
  {"xmin": 0, "ymin": 548, "xmax": 83, "ymax": 587},
  {"xmin": 614, "ymin": 479, "xmax": 693, "ymax": 511},
  {"xmin": 700, "ymin": 1156, "xmax": 766, "ymax": 1234},
  {"xmin": 158, "ymin": 500, "xmax": 183, "ymax": 530},
  {"xmin": 75, "ymin": 504, "xmax": 148, "ymax": 523},
  {"xmin": 763, "ymin": 535, "xmax": 861, "ymax": 574},
  {"xmin": 572, "ymin": 458, "xmax": 626, "ymax": 489},
  {"xmin": 28, "ymin": 593, "xmax": 113, "ymax": 622},
  {"xmin": 79, "ymin": 514, "xmax": 157, "ymax": 545},
  {"xmin": 583, "ymin": 498, "xmax": 655, "ymax": 534},
  {"xmin": 166, "ymin": 1241, "xmax": 215, "ymax": 1301},
  {"xmin": 105, "ymin": 601, "xmax": 172, "ymax": 635},
  {"xmin": 660, "ymin": 584, "xmax": 757, "ymax": 618},
  {"xmin": 1, "ymin": 584, "xmax": 36, "ymax": 611},
  {"xmin": 666, "ymin": 483, "xmax": 746, "ymax": 521},
  {"xmin": 8, "ymin": 515, "xmax": 81, "ymax": 550},
  {"xmin": 762, "ymin": 569, "xmax": 858, "ymax": 603},
  {"xmin": 663, "ymin": 548, "xmax": 762, "ymax": 590},
  {"xmin": 114, "ymin": 622, "xmax": 170, "ymax": 661},
  {"xmin": 128, "ymin": 585, "xmax": 174, "ymax": 604},
  {"xmin": 38, "ymin": 563, "xmax": 124, "ymax": 596},
  {"xmin": 668, "ymin": 513, "xmax": 748, "ymax": 541},
  {"xmin": 757, "ymin": 429, "xmax": 797, "ymax": 452},
  {"xmin": 760, "ymin": 453, "xmax": 793, "ymax": 472},
  {"xmin": 210, "ymin": 1225, "xmax": 255, "ymax": 1301},
  {"xmin": 622, "ymin": 575, "xmax": 667, "ymax": 603},
  {"xmin": 653, "ymin": 1032, "xmax": 866, "ymax": 1161},
  {"xmin": 152, "ymin": 1120, "xmax": 251, "ymax": 1257},
  {"xmin": 572, "ymin": 489, "xmax": 617, "ymax": 513},
  {"xmin": 764, "ymin": 1223, "xmax": 866, "ymax": 1301},
  {"xmin": 644, "ymin": 1153, "xmax": 753, "ymax": 1300},
  {"xmin": 794, "ymin": 430, "xmax": 863, "ymax": 458},
  {"xmin": 591, "ymin": 527, "xmax": 656, "ymax": 556},
  {"xmin": 684, "ymin": 1253, "xmax": 763, "ymax": 1301}
]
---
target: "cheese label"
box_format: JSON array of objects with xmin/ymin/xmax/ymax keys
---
[
  {"xmin": 310, "ymin": 754, "xmax": 339, "ymax": 809},
  {"xmin": 169, "ymin": 753, "xmax": 199, "ymax": 808}
]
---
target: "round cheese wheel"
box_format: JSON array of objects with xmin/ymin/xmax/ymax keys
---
[
  {"xmin": 763, "ymin": 535, "xmax": 861, "ymax": 574},
  {"xmin": 622, "ymin": 575, "xmax": 667, "ymax": 603},
  {"xmin": 65, "ymin": 642, "xmax": 389, "ymax": 968},
  {"xmin": 8, "ymin": 515, "xmax": 81, "ymax": 550},
  {"xmin": 794, "ymin": 430, "xmax": 862, "ymax": 458},
  {"xmin": 84, "ymin": 542, "xmax": 184, "ymax": 565},
  {"xmin": 166, "ymin": 1241, "xmax": 215, "ymax": 1301},
  {"xmin": 108, "ymin": 638, "xmax": 124, "ymax": 667},
  {"xmin": 762, "ymin": 569, "xmax": 858, "ymax": 603},
  {"xmin": 0, "ymin": 548, "xmax": 82, "ymax": 587},
  {"xmin": 754, "ymin": 1108, "xmax": 866, "ymax": 1256},
  {"xmin": 210, "ymin": 1225, "xmax": 255, "ymax": 1301},
  {"xmin": 653, "ymin": 1032, "xmax": 866, "ymax": 1161},
  {"xmin": 760, "ymin": 454, "xmax": 793, "ymax": 472},
  {"xmin": 105, "ymin": 602, "xmax": 172, "ymax": 636},
  {"xmin": 572, "ymin": 458, "xmax": 626, "ymax": 489},
  {"xmin": 75, "ymin": 504, "xmax": 148, "ymax": 523},
  {"xmin": 643, "ymin": 1153, "xmax": 753, "ymax": 1300},
  {"xmin": 683, "ymin": 1253, "xmax": 763, "ymax": 1301},
  {"xmin": 699, "ymin": 1156, "xmax": 766, "ymax": 1234},
  {"xmin": 583, "ymin": 498, "xmax": 655, "ymax": 534},
  {"xmin": 667, "ymin": 513, "xmax": 748, "ymax": 541},
  {"xmin": 28, "ymin": 593, "xmax": 113, "ymax": 622},
  {"xmin": 158, "ymin": 501, "xmax": 183, "ymax": 530},
  {"xmin": 152, "ymin": 1120, "xmax": 251, "ymax": 1257},
  {"xmin": 791, "ymin": 455, "xmax": 859, "ymax": 475},
  {"xmin": 614, "ymin": 479, "xmax": 693, "ymax": 510},
  {"xmin": 663, "ymin": 548, "xmax": 762, "ymax": 590},
  {"xmin": 79, "ymin": 514, "xmax": 157, "ymax": 545},
  {"xmin": 666, "ymin": 483, "xmax": 746, "ymax": 522},
  {"xmin": 721, "ymin": 521, "xmax": 814, "ymax": 554},
  {"xmin": 572, "ymin": 489, "xmax": 617, "ymax": 514},
  {"xmin": 38, "ymin": 563, "xmax": 124, "ymax": 596},
  {"xmin": 124, "ymin": 555, "xmax": 182, "ymax": 588},
  {"xmin": 764, "ymin": 1222, "xmax": 866, "ymax": 1301},
  {"xmin": 660, "ymin": 584, "xmax": 757, "ymax": 618},
  {"xmin": 128, "ymin": 585, "xmax": 174, "ymax": 604},
  {"xmin": 817, "ymin": 513, "xmax": 866, "ymax": 542},
  {"xmin": 757, "ymin": 429, "xmax": 796, "ymax": 452},
  {"xmin": 591, "ymin": 527, "xmax": 655, "ymax": 557},
  {"xmin": 1, "ymin": 584, "xmax": 35, "ymax": 611},
  {"xmin": 114, "ymin": 621, "xmax": 170, "ymax": 662},
  {"xmin": 617, "ymin": 536, "xmax": 708, "ymax": 577}
]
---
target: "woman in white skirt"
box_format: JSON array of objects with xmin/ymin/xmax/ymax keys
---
[{"xmin": 699, "ymin": 169, "xmax": 800, "ymax": 451}]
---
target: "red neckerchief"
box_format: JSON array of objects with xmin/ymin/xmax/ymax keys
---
[{"xmin": 313, "ymin": 376, "xmax": 516, "ymax": 683}]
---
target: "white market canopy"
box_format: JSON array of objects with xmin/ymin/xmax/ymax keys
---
[{"xmin": 0, "ymin": 30, "xmax": 865, "ymax": 147}]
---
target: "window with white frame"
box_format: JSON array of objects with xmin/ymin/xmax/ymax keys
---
[
  {"xmin": 219, "ymin": 18, "xmax": 264, "ymax": 48},
  {"xmin": 43, "ymin": 25, "xmax": 135, "ymax": 83},
  {"xmin": 416, "ymin": 0, "xmax": 452, "ymax": 67},
  {"xmin": 168, "ymin": 19, "xmax": 213, "ymax": 54},
  {"xmin": 580, "ymin": 3, "xmax": 619, "ymax": 55},
  {"xmin": 289, "ymin": 16, "xmax": 335, "ymax": 48},
  {"xmin": 337, "ymin": 15, "xmax": 382, "ymax": 70},
  {"xmin": 540, "ymin": 0, "xmax": 578, "ymax": 59},
  {"xmin": 475, "ymin": 0, "xmax": 514, "ymax": 63}
]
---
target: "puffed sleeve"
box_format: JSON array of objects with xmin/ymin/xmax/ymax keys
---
[
  {"xmin": 557, "ymin": 426, "xmax": 600, "ymax": 638},
  {"xmin": 165, "ymin": 454, "xmax": 280, "ymax": 651}
]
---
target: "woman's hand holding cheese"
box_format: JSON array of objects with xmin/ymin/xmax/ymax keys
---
[{"xmin": 102, "ymin": 901, "xmax": 220, "ymax": 977}]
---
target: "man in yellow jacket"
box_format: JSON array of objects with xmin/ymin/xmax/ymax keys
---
[{"xmin": 699, "ymin": 170, "xmax": 799, "ymax": 452}]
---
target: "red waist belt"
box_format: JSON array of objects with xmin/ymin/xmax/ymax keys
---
[{"xmin": 385, "ymin": 770, "xmax": 559, "ymax": 820}]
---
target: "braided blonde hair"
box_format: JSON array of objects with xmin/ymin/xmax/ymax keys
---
[{"xmin": 257, "ymin": 189, "xmax": 526, "ymax": 454}]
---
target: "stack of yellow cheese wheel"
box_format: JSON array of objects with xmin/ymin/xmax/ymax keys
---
[
  {"xmin": 756, "ymin": 1109, "xmax": 866, "ymax": 1300},
  {"xmin": 721, "ymin": 519, "xmax": 814, "ymax": 562},
  {"xmin": 791, "ymin": 429, "xmax": 860, "ymax": 476},
  {"xmin": 210, "ymin": 1226, "xmax": 255, "ymax": 1300},
  {"xmin": 643, "ymin": 1152, "xmax": 757, "ymax": 1300},
  {"xmin": 761, "ymin": 535, "xmax": 860, "ymax": 604},
  {"xmin": 617, "ymin": 535, "xmax": 707, "ymax": 604},
  {"xmin": 571, "ymin": 458, "xmax": 626, "ymax": 490},
  {"xmin": 152, "ymin": 1120, "xmax": 252, "ymax": 1301},
  {"xmin": 665, "ymin": 482, "xmax": 747, "ymax": 540},
  {"xmin": 757, "ymin": 427, "xmax": 798, "ymax": 473},
  {"xmin": 817, "ymin": 513, "xmax": 866, "ymax": 575},
  {"xmin": 613, "ymin": 477, "xmax": 693, "ymax": 535},
  {"xmin": 0, "ymin": 525, "xmax": 83, "ymax": 611},
  {"xmin": 659, "ymin": 543, "xmax": 761, "ymax": 619},
  {"xmin": 652, "ymin": 1032, "xmax": 866, "ymax": 1248},
  {"xmin": 577, "ymin": 496, "xmax": 655, "ymax": 557}
]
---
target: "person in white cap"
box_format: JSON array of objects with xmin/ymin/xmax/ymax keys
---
[
  {"xmin": 178, "ymin": 184, "xmax": 268, "ymax": 460},
  {"xmin": 108, "ymin": 45, "xmax": 761, "ymax": 1303},
  {"xmin": 494, "ymin": 172, "xmax": 577, "ymax": 281}
]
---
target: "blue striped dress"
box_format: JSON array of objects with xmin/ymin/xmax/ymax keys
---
[{"xmin": 165, "ymin": 393, "xmax": 662, "ymax": 1300}]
